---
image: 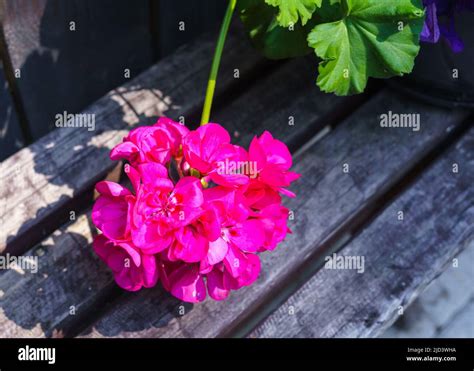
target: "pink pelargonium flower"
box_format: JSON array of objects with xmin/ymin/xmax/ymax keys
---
[
  {"xmin": 131, "ymin": 162, "xmax": 204, "ymax": 253},
  {"xmin": 182, "ymin": 123, "xmax": 249, "ymax": 187},
  {"xmin": 248, "ymin": 131, "xmax": 300, "ymax": 197},
  {"xmin": 93, "ymin": 235, "xmax": 159, "ymax": 291},
  {"xmin": 92, "ymin": 180, "xmax": 134, "ymax": 242},
  {"xmin": 110, "ymin": 117, "xmax": 189, "ymax": 165},
  {"xmin": 92, "ymin": 118, "xmax": 299, "ymax": 301}
]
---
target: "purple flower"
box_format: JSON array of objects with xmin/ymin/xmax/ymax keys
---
[{"xmin": 421, "ymin": 0, "xmax": 474, "ymax": 52}]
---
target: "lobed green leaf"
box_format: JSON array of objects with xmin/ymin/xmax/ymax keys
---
[
  {"xmin": 265, "ymin": 0, "xmax": 322, "ymax": 26},
  {"xmin": 308, "ymin": 0, "xmax": 425, "ymax": 95}
]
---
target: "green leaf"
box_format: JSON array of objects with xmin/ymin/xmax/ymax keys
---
[
  {"xmin": 265, "ymin": 0, "xmax": 322, "ymax": 26},
  {"xmin": 238, "ymin": 0, "xmax": 314, "ymax": 59},
  {"xmin": 308, "ymin": 0, "xmax": 424, "ymax": 96}
]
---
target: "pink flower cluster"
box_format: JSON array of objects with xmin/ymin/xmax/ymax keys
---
[{"xmin": 92, "ymin": 118, "xmax": 299, "ymax": 302}]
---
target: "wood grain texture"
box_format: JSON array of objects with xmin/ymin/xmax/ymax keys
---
[
  {"xmin": 0, "ymin": 25, "xmax": 264, "ymax": 256},
  {"xmin": 382, "ymin": 245, "xmax": 474, "ymax": 338},
  {"xmin": 250, "ymin": 126, "xmax": 474, "ymax": 338},
  {"xmin": 0, "ymin": 212, "xmax": 117, "ymax": 338},
  {"xmin": 0, "ymin": 59, "xmax": 24, "ymax": 160},
  {"xmin": 1, "ymin": 0, "xmax": 154, "ymax": 140},
  {"xmin": 0, "ymin": 55, "xmax": 351, "ymax": 337},
  {"xmin": 79, "ymin": 90, "xmax": 469, "ymax": 338}
]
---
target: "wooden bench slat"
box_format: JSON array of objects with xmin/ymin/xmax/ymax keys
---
[
  {"xmin": 249, "ymin": 125, "xmax": 474, "ymax": 338},
  {"xmin": 0, "ymin": 24, "xmax": 264, "ymax": 256},
  {"xmin": 0, "ymin": 212, "xmax": 112, "ymax": 338},
  {"xmin": 79, "ymin": 90, "xmax": 469, "ymax": 338},
  {"xmin": 0, "ymin": 57, "xmax": 352, "ymax": 338}
]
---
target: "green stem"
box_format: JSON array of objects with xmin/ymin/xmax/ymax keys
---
[{"xmin": 200, "ymin": 0, "xmax": 237, "ymax": 126}]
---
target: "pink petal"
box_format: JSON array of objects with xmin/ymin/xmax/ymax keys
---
[
  {"xmin": 238, "ymin": 252, "xmax": 261, "ymax": 287},
  {"xmin": 110, "ymin": 141, "xmax": 139, "ymax": 161},
  {"xmin": 207, "ymin": 237, "xmax": 229, "ymax": 265},
  {"xmin": 182, "ymin": 132, "xmax": 210, "ymax": 173},
  {"xmin": 141, "ymin": 254, "xmax": 159, "ymax": 288},
  {"xmin": 169, "ymin": 265, "xmax": 206, "ymax": 303},
  {"xmin": 204, "ymin": 187, "xmax": 249, "ymax": 224},
  {"xmin": 244, "ymin": 181, "xmax": 282, "ymax": 209},
  {"xmin": 223, "ymin": 243, "xmax": 247, "ymax": 278},
  {"xmin": 138, "ymin": 163, "xmax": 174, "ymax": 191},
  {"xmin": 248, "ymin": 136, "xmax": 267, "ymax": 170},
  {"xmin": 173, "ymin": 176, "xmax": 204, "ymax": 208},
  {"xmin": 198, "ymin": 207, "xmax": 221, "ymax": 242},
  {"xmin": 117, "ymin": 241, "xmax": 142, "ymax": 267},
  {"xmin": 207, "ymin": 269, "xmax": 230, "ymax": 301},
  {"xmin": 223, "ymin": 248, "xmax": 261, "ymax": 289},
  {"xmin": 209, "ymin": 144, "xmax": 250, "ymax": 186},
  {"xmin": 278, "ymin": 188, "xmax": 296, "ymax": 198},
  {"xmin": 155, "ymin": 117, "xmax": 189, "ymax": 140},
  {"xmin": 199, "ymin": 123, "xmax": 230, "ymax": 160},
  {"xmin": 114, "ymin": 267, "xmax": 143, "ymax": 292},
  {"xmin": 199, "ymin": 258, "xmax": 213, "ymax": 274},
  {"xmin": 92, "ymin": 234, "xmax": 112, "ymax": 262},
  {"xmin": 107, "ymin": 249, "xmax": 129, "ymax": 273},
  {"xmin": 92, "ymin": 195, "xmax": 129, "ymax": 241},
  {"xmin": 124, "ymin": 164, "xmax": 140, "ymax": 194},
  {"xmin": 95, "ymin": 181, "xmax": 131, "ymax": 197},
  {"xmin": 132, "ymin": 222, "xmax": 172, "ymax": 252},
  {"xmin": 259, "ymin": 131, "xmax": 292, "ymax": 168},
  {"xmin": 157, "ymin": 260, "xmax": 180, "ymax": 292},
  {"xmin": 171, "ymin": 227, "xmax": 208, "ymax": 263},
  {"xmin": 229, "ymin": 219, "xmax": 265, "ymax": 253}
]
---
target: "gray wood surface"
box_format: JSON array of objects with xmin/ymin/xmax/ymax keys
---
[
  {"xmin": 0, "ymin": 212, "xmax": 114, "ymax": 337},
  {"xmin": 0, "ymin": 55, "xmax": 354, "ymax": 338},
  {"xmin": 79, "ymin": 91, "xmax": 468, "ymax": 338},
  {"xmin": 0, "ymin": 25, "xmax": 264, "ymax": 256},
  {"xmin": 382, "ymin": 244, "xmax": 474, "ymax": 338},
  {"xmin": 250, "ymin": 126, "xmax": 474, "ymax": 338}
]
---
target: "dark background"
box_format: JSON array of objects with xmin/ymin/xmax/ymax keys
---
[{"xmin": 0, "ymin": 0, "xmax": 227, "ymax": 161}]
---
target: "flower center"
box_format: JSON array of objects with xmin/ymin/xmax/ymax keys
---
[{"xmin": 148, "ymin": 194, "xmax": 178, "ymax": 219}]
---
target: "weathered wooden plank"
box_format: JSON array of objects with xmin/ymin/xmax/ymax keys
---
[
  {"xmin": 0, "ymin": 212, "xmax": 115, "ymax": 338},
  {"xmin": 0, "ymin": 25, "xmax": 264, "ymax": 256},
  {"xmin": 0, "ymin": 59, "xmax": 24, "ymax": 161},
  {"xmin": 382, "ymin": 245, "xmax": 474, "ymax": 338},
  {"xmin": 80, "ymin": 91, "xmax": 469, "ymax": 338},
  {"xmin": 250, "ymin": 126, "xmax": 474, "ymax": 338},
  {"xmin": 1, "ymin": 0, "xmax": 154, "ymax": 140},
  {"xmin": 0, "ymin": 56, "xmax": 354, "ymax": 337}
]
